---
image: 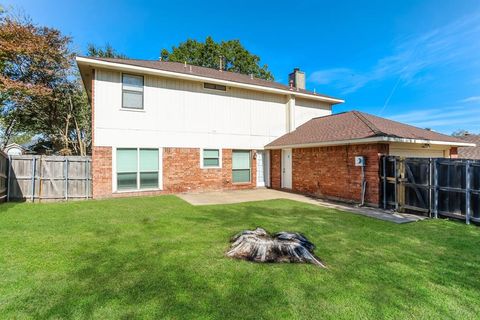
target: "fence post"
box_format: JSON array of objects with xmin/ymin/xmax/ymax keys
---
[
  {"xmin": 31, "ymin": 157, "xmax": 36, "ymax": 202},
  {"xmin": 64, "ymin": 158, "xmax": 69, "ymax": 200},
  {"xmin": 382, "ymin": 156, "xmax": 387, "ymax": 209},
  {"xmin": 429, "ymin": 158, "xmax": 433, "ymax": 217},
  {"xmin": 394, "ymin": 158, "xmax": 398, "ymax": 211},
  {"xmin": 83, "ymin": 159, "xmax": 89, "ymax": 199},
  {"xmin": 7, "ymin": 156, "xmax": 11, "ymax": 202},
  {"xmin": 466, "ymin": 161, "xmax": 471, "ymax": 225},
  {"xmin": 433, "ymin": 159, "xmax": 438, "ymax": 219}
]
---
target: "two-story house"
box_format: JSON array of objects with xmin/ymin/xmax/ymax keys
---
[
  {"xmin": 77, "ymin": 57, "xmax": 343, "ymax": 198},
  {"xmin": 77, "ymin": 56, "xmax": 472, "ymax": 206}
]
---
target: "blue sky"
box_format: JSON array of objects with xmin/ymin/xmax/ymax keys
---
[{"xmin": 5, "ymin": 0, "xmax": 480, "ymax": 134}]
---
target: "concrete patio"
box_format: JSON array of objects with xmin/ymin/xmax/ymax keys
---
[{"xmin": 178, "ymin": 188, "xmax": 427, "ymax": 224}]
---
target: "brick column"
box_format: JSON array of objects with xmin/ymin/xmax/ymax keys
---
[{"xmin": 92, "ymin": 146, "xmax": 112, "ymax": 198}]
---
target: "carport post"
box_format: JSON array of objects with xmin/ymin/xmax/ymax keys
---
[{"xmin": 465, "ymin": 161, "xmax": 471, "ymax": 225}]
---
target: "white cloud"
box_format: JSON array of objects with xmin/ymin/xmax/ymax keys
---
[
  {"xmin": 386, "ymin": 105, "xmax": 480, "ymax": 133},
  {"xmin": 458, "ymin": 96, "xmax": 480, "ymax": 103},
  {"xmin": 309, "ymin": 12, "xmax": 480, "ymax": 94}
]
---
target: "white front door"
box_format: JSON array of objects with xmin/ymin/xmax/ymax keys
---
[
  {"xmin": 281, "ymin": 149, "xmax": 292, "ymax": 189},
  {"xmin": 256, "ymin": 151, "xmax": 270, "ymax": 187}
]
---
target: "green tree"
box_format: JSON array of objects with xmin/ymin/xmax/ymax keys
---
[
  {"xmin": 0, "ymin": 13, "xmax": 90, "ymax": 155},
  {"xmin": 87, "ymin": 43, "xmax": 127, "ymax": 59},
  {"xmin": 161, "ymin": 36, "xmax": 274, "ymax": 80}
]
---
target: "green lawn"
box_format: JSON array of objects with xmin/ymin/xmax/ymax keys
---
[{"xmin": 0, "ymin": 196, "xmax": 479, "ymax": 319}]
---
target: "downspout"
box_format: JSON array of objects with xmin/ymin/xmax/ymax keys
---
[{"xmin": 360, "ymin": 164, "xmax": 366, "ymax": 206}]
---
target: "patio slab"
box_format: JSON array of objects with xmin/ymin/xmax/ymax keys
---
[{"xmin": 178, "ymin": 188, "xmax": 427, "ymax": 224}]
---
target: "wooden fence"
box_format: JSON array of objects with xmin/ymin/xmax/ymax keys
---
[
  {"xmin": 381, "ymin": 156, "xmax": 480, "ymax": 224},
  {"xmin": 7, "ymin": 155, "xmax": 92, "ymax": 202},
  {"xmin": 0, "ymin": 151, "xmax": 7, "ymax": 202}
]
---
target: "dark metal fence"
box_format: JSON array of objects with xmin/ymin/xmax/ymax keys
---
[{"xmin": 381, "ymin": 156, "xmax": 480, "ymax": 224}]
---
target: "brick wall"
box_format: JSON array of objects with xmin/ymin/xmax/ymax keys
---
[
  {"xmin": 92, "ymin": 146, "xmax": 113, "ymax": 198},
  {"xmin": 270, "ymin": 143, "xmax": 389, "ymax": 206},
  {"xmin": 92, "ymin": 147, "xmax": 257, "ymax": 198},
  {"xmin": 270, "ymin": 149, "xmax": 282, "ymax": 189},
  {"xmin": 163, "ymin": 148, "xmax": 256, "ymax": 193}
]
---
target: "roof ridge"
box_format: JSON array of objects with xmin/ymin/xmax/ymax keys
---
[
  {"xmin": 352, "ymin": 111, "xmax": 384, "ymax": 136},
  {"xmin": 76, "ymin": 56, "xmax": 344, "ymax": 101},
  {"xmin": 81, "ymin": 56, "xmax": 278, "ymax": 83}
]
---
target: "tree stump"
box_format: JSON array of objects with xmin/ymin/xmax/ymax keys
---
[{"xmin": 226, "ymin": 228, "xmax": 325, "ymax": 268}]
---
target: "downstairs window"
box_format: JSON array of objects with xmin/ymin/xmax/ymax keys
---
[
  {"xmin": 117, "ymin": 148, "xmax": 159, "ymax": 190},
  {"xmin": 232, "ymin": 150, "xmax": 251, "ymax": 183}
]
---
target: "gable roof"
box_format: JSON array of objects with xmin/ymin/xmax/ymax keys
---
[
  {"xmin": 266, "ymin": 111, "xmax": 473, "ymax": 148},
  {"xmin": 76, "ymin": 56, "xmax": 344, "ymax": 103},
  {"xmin": 458, "ymin": 134, "xmax": 480, "ymax": 159}
]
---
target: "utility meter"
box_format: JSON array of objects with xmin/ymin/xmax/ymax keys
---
[{"xmin": 355, "ymin": 156, "xmax": 365, "ymax": 167}]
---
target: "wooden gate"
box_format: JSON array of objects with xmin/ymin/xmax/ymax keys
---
[{"xmin": 381, "ymin": 156, "xmax": 480, "ymax": 224}]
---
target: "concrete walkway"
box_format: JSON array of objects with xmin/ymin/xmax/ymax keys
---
[{"xmin": 178, "ymin": 189, "xmax": 426, "ymax": 224}]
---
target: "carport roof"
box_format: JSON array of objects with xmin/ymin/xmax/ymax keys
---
[{"xmin": 266, "ymin": 111, "xmax": 474, "ymax": 148}]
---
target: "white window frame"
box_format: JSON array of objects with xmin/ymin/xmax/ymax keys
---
[
  {"xmin": 113, "ymin": 147, "xmax": 163, "ymax": 192},
  {"xmin": 121, "ymin": 73, "xmax": 144, "ymax": 110},
  {"xmin": 200, "ymin": 148, "xmax": 222, "ymax": 169}
]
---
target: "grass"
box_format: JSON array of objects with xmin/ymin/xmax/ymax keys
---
[{"xmin": 0, "ymin": 196, "xmax": 479, "ymax": 319}]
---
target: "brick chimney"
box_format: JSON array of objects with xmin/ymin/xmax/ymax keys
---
[{"xmin": 289, "ymin": 68, "xmax": 306, "ymax": 90}]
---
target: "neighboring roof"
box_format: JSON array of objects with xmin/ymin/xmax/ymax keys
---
[
  {"xmin": 266, "ymin": 111, "xmax": 474, "ymax": 148},
  {"xmin": 3, "ymin": 143, "xmax": 25, "ymax": 151},
  {"xmin": 458, "ymin": 134, "xmax": 480, "ymax": 159},
  {"xmin": 76, "ymin": 56, "xmax": 344, "ymax": 103}
]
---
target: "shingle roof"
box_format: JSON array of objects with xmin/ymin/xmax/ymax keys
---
[
  {"xmin": 458, "ymin": 134, "xmax": 480, "ymax": 159},
  {"xmin": 78, "ymin": 56, "xmax": 342, "ymax": 102},
  {"xmin": 266, "ymin": 111, "xmax": 467, "ymax": 148}
]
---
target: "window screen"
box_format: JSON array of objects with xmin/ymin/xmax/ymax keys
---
[
  {"xmin": 117, "ymin": 148, "xmax": 159, "ymax": 190},
  {"xmin": 122, "ymin": 74, "xmax": 144, "ymax": 109},
  {"xmin": 140, "ymin": 149, "xmax": 159, "ymax": 188},
  {"xmin": 232, "ymin": 150, "xmax": 251, "ymax": 183},
  {"xmin": 117, "ymin": 148, "xmax": 138, "ymax": 190},
  {"xmin": 203, "ymin": 149, "xmax": 220, "ymax": 167}
]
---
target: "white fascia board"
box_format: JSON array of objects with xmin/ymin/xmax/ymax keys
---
[
  {"xmin": 76, "ymin": 56, "xmax": 344, "ymax": 104},
  {"xmin": 265, "ymin": 136, "xmax": 476, "ymax": 149}
]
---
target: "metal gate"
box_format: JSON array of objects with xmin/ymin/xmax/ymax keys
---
[{"xmin": 381, "ymin": 156, "xmax": 480, "ymax": 224}]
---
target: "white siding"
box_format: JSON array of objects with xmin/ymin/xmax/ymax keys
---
[
  {"xmin": 93, "ymin": 68, "xmax": 332, "ymax": 149},
  {"xmin": 389, "ymin": 143, "xmax": 450, "ymax": 158},
  {"xmin": 294, "ymin": 98, "xmax": 331, "ymax": 128}
]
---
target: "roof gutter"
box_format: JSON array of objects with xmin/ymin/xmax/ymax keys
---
[
  {"xmin": 265, "ymin": 136, "xmax": 476, "ymax": 149},
  {"xmin": 76, "ymin": 56, "xmax": 344, "ymax": 104}
]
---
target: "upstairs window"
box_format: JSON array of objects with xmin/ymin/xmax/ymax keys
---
[
  {"xmin": 202, "ymin": 149, "xmax": 220, "ymax": 168},
  {"xmin": 204, "ymin": 83, "xmax": 226, "ymax": 91},
  {"xmin": 122, "ymin": 74, "xmax": 144, "ymax": 109}
]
